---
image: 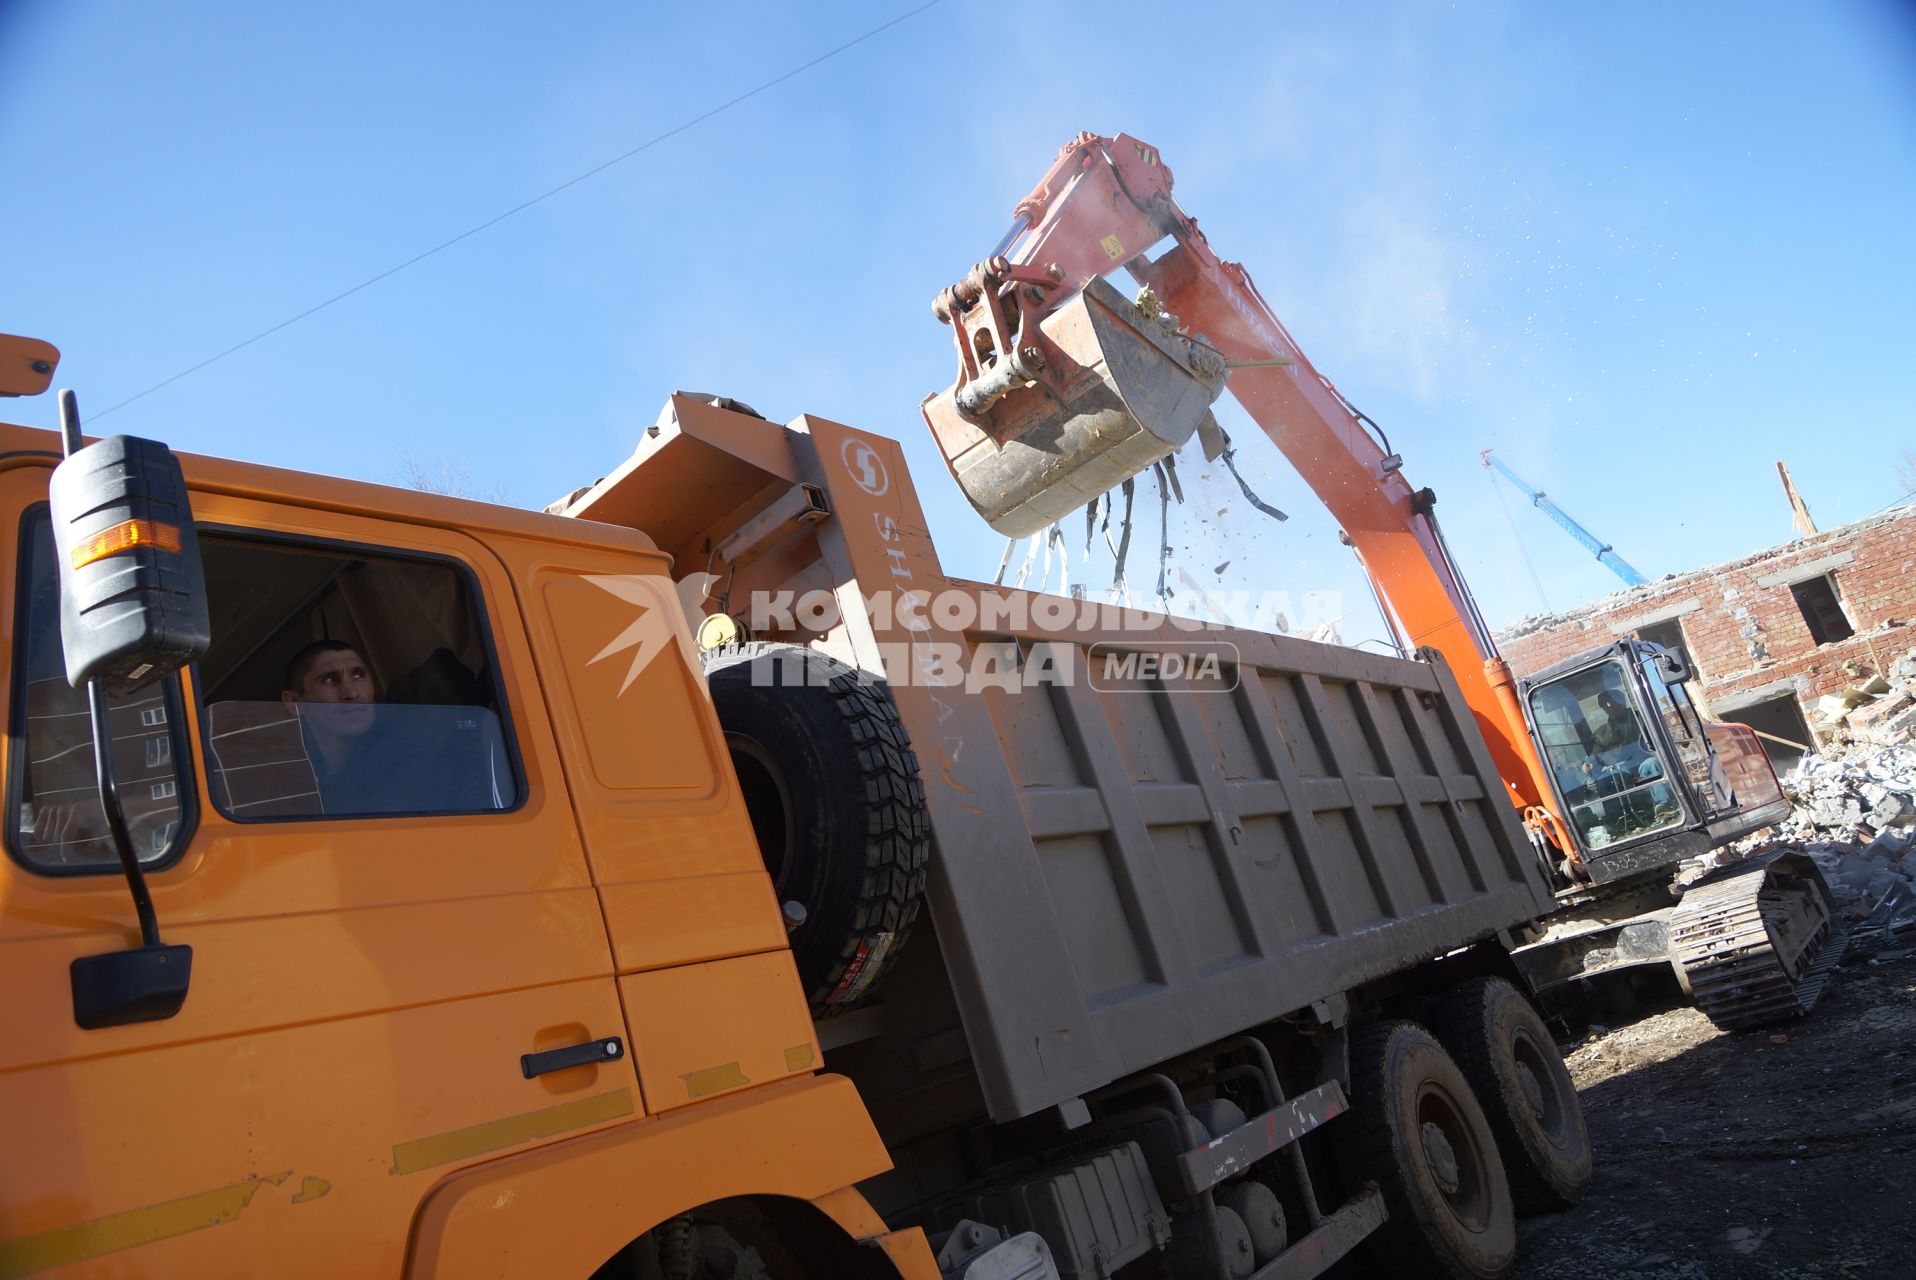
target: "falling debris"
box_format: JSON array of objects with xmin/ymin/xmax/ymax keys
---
[
  {"xmin": 1218, "ymin": 441, "xmax": 1289, "ymax": 523},
  {"xmin": 1110, "ymin": 476, "xmax": 1136, "ymax": 601},
  {"xmin": 1213, "ymin": 561, "xmax": 1230, "ymax": 576}
]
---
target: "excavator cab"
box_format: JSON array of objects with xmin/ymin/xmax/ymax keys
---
[{"xmin": 1522, "ymin": 640, "xmax": 1790, "ymax": 884}]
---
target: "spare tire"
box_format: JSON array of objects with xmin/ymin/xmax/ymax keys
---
[{"xmin": 702, "ymin": 642, "xmax": 928, "ymax": 1017}]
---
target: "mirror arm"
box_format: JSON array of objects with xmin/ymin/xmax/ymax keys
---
[{"xmin": 85, "ymin": 680, "xmax": 163, "ymax": 950}]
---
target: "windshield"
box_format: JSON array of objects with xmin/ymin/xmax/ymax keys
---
[{"xmin": 1528, "ymin": 660, "xmax": 1683, "ymax": 851}]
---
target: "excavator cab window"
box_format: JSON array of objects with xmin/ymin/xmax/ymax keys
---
[
  {"xmin": 1637, "ymin": 644, "xmax": 1721, "ymax": 812},
  {"xmin": 1527, "ymin": 660, "xmax": 1685, "ymax": 852}
]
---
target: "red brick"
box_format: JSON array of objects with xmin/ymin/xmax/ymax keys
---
[{"xmin": 1496, "ymin": 506, "xmax": 1916, "ymax": 720}]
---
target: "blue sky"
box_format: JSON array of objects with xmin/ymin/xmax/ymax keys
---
[{"xmin": 5, "ymin": 1, "xmax": 1913, "ymax": 644}]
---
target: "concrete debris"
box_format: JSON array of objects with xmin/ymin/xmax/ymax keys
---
[
  {"xmin": 1705, "ymin": 741, "xmax": 1916, "ymax": 955},
  {"xmin": 1805, "ymin": 643, "xmax": 1916, "ymax": 745}
]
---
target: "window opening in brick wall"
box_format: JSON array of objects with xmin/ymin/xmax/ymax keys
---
[
  {"xmin": 1721, "ymin": 695, "xmax": 1815, "ymax": 776},
  {"xmin": 1789, "ymin": 574, "xmax": 1854, "ymax": 645}
]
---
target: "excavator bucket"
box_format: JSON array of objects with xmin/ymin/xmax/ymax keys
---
[{"xmin": 921, "ymin": 276, "xmax": 1228, "ymax": 537}]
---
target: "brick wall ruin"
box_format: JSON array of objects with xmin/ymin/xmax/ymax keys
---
[{"xmin": 1496, "ymin": 505, "xmax": 1916, "ymax": 765}]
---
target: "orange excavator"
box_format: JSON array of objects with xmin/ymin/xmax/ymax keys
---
[{"xmin": 921, "ymin": 132, "xmax": 1841, "ymax": 1029}]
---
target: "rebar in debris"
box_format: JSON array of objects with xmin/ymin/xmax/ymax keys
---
[
  {"xmin": 1218, "ymin": 435, "xmax": 1289, "ymax": 523},
  {"xmin": 1154, "ymin": 460, "xmax": 1175, "ymax": 605},
  {"xmin": 994, "ymin": 537, "xmax": 1017, "ymax": 586},
  {"xmin": 1111, "ymin": 477, "xmax": 1137, "ymax": 596},
  {"xmin": 1162, "ymin": 451, "xmax": 1186, "ymax": 504},
  {"xmin": 1016, "ymin": 532, "xmax": 1041, "ymax": 588}
]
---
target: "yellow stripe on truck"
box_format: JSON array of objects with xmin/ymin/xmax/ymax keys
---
[
  {"xmin": 0, "ymin": 1171, "xmax": 290, "ymax": 1278},
  {"xmin": 389, "ymin": 1088, "xmax": 635, "ymax": 1175}
]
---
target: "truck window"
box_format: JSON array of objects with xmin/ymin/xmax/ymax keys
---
[
  {"xmin": 5, "ymin": 508, "xmax": 193, "ymax": 873},
  {"xmin": 196, "ymin": 532, "xmax": 520, "ymax": 820}
]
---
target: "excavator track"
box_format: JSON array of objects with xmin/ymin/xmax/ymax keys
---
[{"xmin": 1670, "ymin": 852, "xmax": 1845, "ymax": 1031}]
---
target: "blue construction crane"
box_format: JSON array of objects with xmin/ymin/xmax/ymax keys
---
[{"xmin": 1481, "ymin": 450, "xmax": 1648, "ymax": 587}]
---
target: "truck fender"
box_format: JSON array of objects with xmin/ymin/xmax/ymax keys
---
[{"xmin": 403, "ymin": 1073, "xmax": 937, "ymax": 1279}]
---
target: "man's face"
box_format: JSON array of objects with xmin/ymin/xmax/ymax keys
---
[{"xmin": 285, "ymin": 648, "xmax": 375, "ymax": 737}]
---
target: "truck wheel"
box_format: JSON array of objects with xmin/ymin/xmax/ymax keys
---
[
  {"xmin": 702, "ymin": 643, "xmax": 928, "ymax": 1017},
  {"xmin": 1435, "ymin": 977, "xmax": 1592, "ymax": 1213},
  {"xmin": 1342, "ymin": 1020, "xmax": 1516, "ymax": 1280}
]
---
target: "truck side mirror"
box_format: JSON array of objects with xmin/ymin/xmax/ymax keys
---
[
  {"xmin": 49, "ymin": 429, "xmax": 211, "ymax": 693},
  {"xmin": 48, "ymin": 394, "xmax": 211, "ymax": 1029}
]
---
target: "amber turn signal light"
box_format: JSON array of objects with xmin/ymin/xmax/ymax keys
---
[{"xmin": 69, "ymin": 518, "xmax": 184, "ymax": 569}]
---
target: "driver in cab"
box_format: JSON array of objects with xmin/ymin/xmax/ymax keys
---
[
  {"xmin": 281, "ymin": 640, "xmax": 407, "ymax": 814},
  {"xmin": 280, "ymin": 639, "xmax": 510, "ymax": 816}
]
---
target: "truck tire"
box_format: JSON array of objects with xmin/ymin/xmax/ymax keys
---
[
  {"xmin": 1341, "ymin": 1020, "xmax": 1516, "ymax": 1280},
  {"xmin": 1434, "ymin": 977, "xmax": 1592, "ymax": 1214},
  {"xmin": 702, "ymin": 643, "xmax": 928, "ymax": 1017}
]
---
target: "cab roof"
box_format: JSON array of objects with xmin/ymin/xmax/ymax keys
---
[{"xmin": 0, "ymin": 419, "xmax": 663, "ymax": 561}]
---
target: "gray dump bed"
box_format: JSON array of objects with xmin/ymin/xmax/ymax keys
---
[
  {"xmin": 562, "ymin": 397, "xmax": 1555, "ymax": 1126},
  {"xmin": 792, "ymin": 417, "xmax": 1557, "ymax": 1122}
]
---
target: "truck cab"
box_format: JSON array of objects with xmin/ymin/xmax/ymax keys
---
[{"xmin": 0, "ymin": 415, "xmax": 930, "ymax": 1279}]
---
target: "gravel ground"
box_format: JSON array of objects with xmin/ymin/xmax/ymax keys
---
[{"xmin": 1514, "ymin": 952, "xmax": 1916, "ymax": 1279}]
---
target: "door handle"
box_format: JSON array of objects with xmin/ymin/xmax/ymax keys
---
[{"xmin": 521, "ymin": 1035, "xmax": 624, "ymax": 1079}]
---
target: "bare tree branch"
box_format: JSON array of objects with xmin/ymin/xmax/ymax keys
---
[{"xmin": 397, "ymin": 453, "xmax": 509, "ymax": 505}]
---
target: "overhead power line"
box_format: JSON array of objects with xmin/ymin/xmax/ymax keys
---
[{"xmin": 95, "ymin": 1, "xmax": 940, "ymax": 420}]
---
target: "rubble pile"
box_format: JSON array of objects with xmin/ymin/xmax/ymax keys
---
[
  {"xmin": 1727, "ymin": 742, "xmax": 1916, "ymax": 953},
  {"xmin": 1808, "ymin": 645, "xmax": 1916, "ymax": 745},
  {"xmin": 1690, "ymin": 643, "xmax": 1916, "ymax": 952}
]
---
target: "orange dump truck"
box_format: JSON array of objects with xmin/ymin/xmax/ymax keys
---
[{"xmin": 1, "ymin": 355, "xmax": 1578, "ymax": 1278}]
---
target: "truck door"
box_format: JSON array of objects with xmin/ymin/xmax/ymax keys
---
[
  {"xmin": 513, "ymin": 541, "xmax": 820, "ymax": 1117},
  {"xmin": 0, "ymin": 468, "xmax": 638, "ymax": 1278}
]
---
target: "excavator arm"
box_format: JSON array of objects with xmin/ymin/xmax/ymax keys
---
[{"xmin": 923, "ymin": 132, "xmax": 1564, "ymax": 837}]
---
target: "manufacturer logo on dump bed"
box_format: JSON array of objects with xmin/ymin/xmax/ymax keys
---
[{"xmin": 840, "ymin": 438, "xmax": 889, "ymax": 497}]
